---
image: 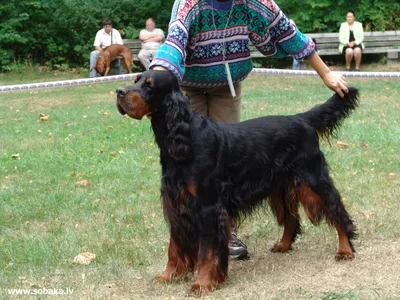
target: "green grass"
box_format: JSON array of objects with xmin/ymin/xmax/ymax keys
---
[
  {"xmin": 0, "ymin": 68, "xmax": 399, "ymax": 299},
  {"xmin": 0, "ymin": 65, "xmax": 87, "ymax": 86}
]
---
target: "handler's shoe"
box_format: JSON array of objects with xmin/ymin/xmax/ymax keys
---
[{"xmin": 229, "ymin": 233, "xmax": 249, "ymax": 260}]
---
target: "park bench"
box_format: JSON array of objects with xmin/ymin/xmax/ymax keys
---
[
  {"xmin": 123, "ymin": 39, "xmax": 142, "ymax": 63},
  {"xmin": 121, "ymin": 30, "xmax": 399, "ymax": 70},
  {"xmin": 305, "ymin": 30, "xmax": 400, "ymax": 65}
]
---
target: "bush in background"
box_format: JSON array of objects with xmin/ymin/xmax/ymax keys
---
[
  {"xmin": 279, "ymin": 0, "xmax": 400, "ymax": 33},
  {"xmin": 1, "ymin": 0, "xmax": 399, "ymax": 71},
  {"xmin": 0, "ymin": 0, "xmax": 174, "ymax": 71}
]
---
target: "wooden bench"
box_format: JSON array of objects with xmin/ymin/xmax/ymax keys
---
[
  {"xmin": 304, "ymin": 31, "xmax": 400, "ymax": 64},
  {"xmin": 123, "ymin": 39, "xmax": 142, "ymax": 63},
  {"xmin": 123, "ymin": 30, "xmax": 400, "ymax": 67}
]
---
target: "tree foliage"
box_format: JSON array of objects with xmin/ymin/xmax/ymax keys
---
[
  {"xmin": 0, "ymin": 0, "xmax": 399, "ymax": 71},
  {"xmin": 0, "ymin": 0, "xmax": 174, "ymax": 71},
  {"xmin": 279, "ymin": 0, "xmax": 400, "ymax": 33}
]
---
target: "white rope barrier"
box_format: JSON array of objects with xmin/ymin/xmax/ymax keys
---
[
  {"xmin": 1, "ymin": 68, "xmax": 399, "ymax": 93},
  {"xmin": 0, "ymin": 73, "xmax": 140, "ymax": 93},
  {"xmin": 252, "ymin": 68, "xmax": 400, "ymax": 78}
]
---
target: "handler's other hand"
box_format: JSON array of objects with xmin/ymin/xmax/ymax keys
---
[{"xmin": 323, "ymin": 71, "xmax": 348, "ymax": 98}]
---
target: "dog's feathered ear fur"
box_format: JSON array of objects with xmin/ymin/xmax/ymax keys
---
[{"xmin": 165, "ymin": 92, "xmax": 193, "ymax": 161}]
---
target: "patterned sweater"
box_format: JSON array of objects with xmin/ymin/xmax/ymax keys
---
[{"xmin": 150, "ymin": 0, "xmax": 315, "ymax": 88}]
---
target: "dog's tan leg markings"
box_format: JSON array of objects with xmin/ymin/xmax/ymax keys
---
[
  {"xmin": 187, "ymin": 249, "xmax": 224, "ymax": 297},
  {"xmin": 271, "ymin": 213, "xmax": 298, "ymax": 253},
  {"xmin": 335, "ymin": 225, "xmax": 355, "ymax": 260},
  {"xmin": 298, "ymin": 185, "xmax": 354, "ymax": 260},
  {"xmin": 155, "ymin": 237, "xmax": 194, "ymax": 282},
  {"xmin": 269, "ymin": 188, "xmax": 299, "ymax": 253}
]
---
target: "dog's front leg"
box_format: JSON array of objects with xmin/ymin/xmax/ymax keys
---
[
  {"xmin": 104, "ymin": 64, "xmax": 111, "ymax": 76},
  {"xmin": 187, "ymin": 244, "xmax": 227, "ymax": 296},
  {"xmin": 187, "ymin": 206, "xmax": 229, "ymax": 296},
  {"xmin": 155, "ymin": 235, "xmax": 193, "ymax": 282}
]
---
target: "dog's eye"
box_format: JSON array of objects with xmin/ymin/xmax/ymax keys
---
[{"xmin": 134, "ymin": 74, "xmax": 142, "ymax": 83}]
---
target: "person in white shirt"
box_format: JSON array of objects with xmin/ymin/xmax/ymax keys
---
[
  {"xmin": 138, "ymin": 18, "xmax": 164, "ymax": 70},
  {"xmin": 90, "ymin": 19, "xmax": 124, "ymax": 78}
]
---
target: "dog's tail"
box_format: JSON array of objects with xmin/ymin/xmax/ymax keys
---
[{"xmin": 295, "ymin": 87, "xmax": 359, "ymax": 140}]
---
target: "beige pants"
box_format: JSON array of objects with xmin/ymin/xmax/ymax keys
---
[
  {"xmin": 181, "ymin": 83, "xmax": 242, "ymax": 123},
  {"xmin": 138, "ymin": 49, "xmax": 157, "ymax": 70}
]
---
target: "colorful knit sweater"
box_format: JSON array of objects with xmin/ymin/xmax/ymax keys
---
[{"xmin": 150, "ymin": 0, "xmax": 315, "ymax": 88}]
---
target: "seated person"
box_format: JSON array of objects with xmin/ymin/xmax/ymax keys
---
[
  {"xmin": 90, "ymin": 19, "xmax": 124, "ymax": 77},
  {"xmin": 339, "ymin": 11, "xmax": 364, "ymax": 71},
  {"xmin": 138, "ymin": 18, "xmax": 164, "ymax": 70}
]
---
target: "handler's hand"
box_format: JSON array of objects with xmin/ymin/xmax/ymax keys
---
[
  {"xmin": 322, "ymin": 71, "xmax": 348, "ymax": 98},
  {"xmin": 152, "ymin": 66, "xmax": 168, "ymax": 71}
]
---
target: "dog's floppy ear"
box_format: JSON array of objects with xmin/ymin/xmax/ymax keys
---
[{"xmin": 165, "ymin": 92, "xmax": 192, "ymax": 161}]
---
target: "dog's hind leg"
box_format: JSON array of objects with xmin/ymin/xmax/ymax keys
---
[
  {"xmin": 298, "ymin": 153, "xmax": 356, "ymax": 260},
  {"xmin": 270, "ymin": 213, "xmax": 301, "ymax": 253},
  {"xmin": 269, "ymin": 186, "xmax": 302, "ymax": 253},
  {"xmin": 123, "ymin": 56, "xmax": 132, "ymax": 73}
]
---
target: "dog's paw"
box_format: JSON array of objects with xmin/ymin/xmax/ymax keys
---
[
  {"xmin": 186, "ymin": 283, "xmax": 213, "ymax": 297},
  {"xmin": 154, "ymin": 274, "xmax": 172, "ymax": 283},
  {"xmin": 270, "ymin": 242, "xmax": 292, "ymax": 253},
  {"xmin": 335, "ymin": 250, "xmax": 355, "ymax": 261}
]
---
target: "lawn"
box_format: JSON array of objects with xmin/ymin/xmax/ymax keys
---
[{"xmin": 0, "ymin": 68, "xmax": 399, "ymax": 299}]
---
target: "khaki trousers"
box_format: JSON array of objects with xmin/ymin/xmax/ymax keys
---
[
  {"xmin": 138, "ymin": 49, "xmax": 157, "ymax": 70},
  {"xmin": 181, "ymin": 83, "xmax": 242, "ymax": 123}
]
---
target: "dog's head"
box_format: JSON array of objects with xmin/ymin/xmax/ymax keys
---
[
  {"xmin": 116, "ymin": 70, "xmax": 181, "ymax": 120},
  {"xmin": 94, "ymin": 51, "xmax": 107, "ymax": 75},
  {"xmin": 116, "ymin": 70, "xmax": 192, "ymax": 160}
]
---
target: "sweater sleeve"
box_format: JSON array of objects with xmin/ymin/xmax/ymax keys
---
[
  {"xmin": 149, "ymin": 0, "xmax": 193, "ymax": 81},
  {"xmin": 248, "ymin": 0, "xmax": 315, "ymax": 61}
]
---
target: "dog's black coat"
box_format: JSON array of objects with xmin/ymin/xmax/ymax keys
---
[{"xmin": 116, "ymin": 70, "xmax": 359, "ymax": 293}]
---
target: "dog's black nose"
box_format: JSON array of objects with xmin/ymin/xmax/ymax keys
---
[{"xmin": 116, "ymin": 88, "xmax": 127, "ymax": 97}]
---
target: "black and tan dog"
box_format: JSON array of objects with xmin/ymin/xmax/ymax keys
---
[{"xmin": 116, "ymin": 70, "xmax": 359, "ymax": 296}]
